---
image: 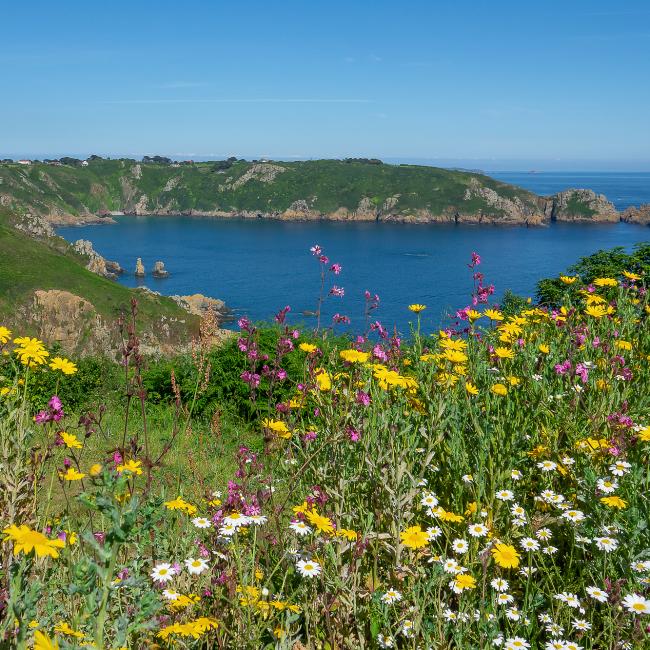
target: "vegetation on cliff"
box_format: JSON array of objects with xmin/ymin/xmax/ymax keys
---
[{"xmin": 0, "ymin": 158, "xmax": 619, "ymax": 225}]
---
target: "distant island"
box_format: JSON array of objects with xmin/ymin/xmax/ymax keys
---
[{"xmin": 2, "ymin": 156, "xmax": 647, "ymax": 227}]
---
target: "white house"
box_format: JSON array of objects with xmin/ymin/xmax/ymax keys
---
[
  {"xmin": 81, "ymin": 160, "xmax": 89, "ymax": 167},
  {"xmin": 17, "ymin": 159, "xmax": 32, "ymax": 165}
]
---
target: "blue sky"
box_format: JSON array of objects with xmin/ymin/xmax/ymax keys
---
[{"xmin": 3, "ymin": 0, "xmax": 650, "ymax": 169}]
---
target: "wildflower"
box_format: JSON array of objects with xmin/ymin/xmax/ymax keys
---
[
  {"xmin": 623, "ymin": 270, "xmax": 642, "ymax": 280},
  {"xmin": 468, "ymin": 523, "xmax": 489, "ymax": 537},
  {"xmin": 585, "ymin": 305, "xmax": 610, "ymax": 318},
  {"xmin": 248, "ymin": 515, "xmax": 268, "ymax": 525},
  {"xmin": 536, "ymin": 528, "xmax": 552, "ymax": 541},
  {"xmin": 609, "ymin": 460, "xmax": 631, "ymax": 476},
  {"xmin": 562, "ymin": 509, "xmax": 586, "ymax": 523},
  {"xmin": 572, "ymin": 619, "xmax": 592, "ymax": 631},
  {"xmin": 116, "ymin": 459, "xmax": 142, "ymax": 475},
  {"xmin": 596, "ymin": 478, "xmax": 618, "ymax": 493},
  {"xmin": 491, "ymin": 543, "xmax": 521, "ymax": 569},
  {"xmin": 296, "ymin": 559, "xmax": 321, "ymax": 578},
  {"xmin": 305, "ymin": 510, "xmax": 334, "ymax": 535},
  {"xmin": 299, "ymin": 342, "xmax": 318, "ymax": 353},
  {"xmin": 560, "ymin": 275, "xmax": 578, "ymax": 284},
  {"xmin": 2, "ymin": 524, "xmax": 65, "ymax": 558},
  {"xmin": 511, "ymin": 469, "xmax": 523, "ymax": 480},
  {"xmin": 504, "ymin": 635, "xmax": 529, "ymax": 649},
  {"xmin": 408, "ymin": 304, "xmax": 426, "ymax": 313},
  {"xmin": 420, "ymin": 492, "xmax": 439, "ymax": 508},
  {"xmin": 494, "ymin": 347, "xmax": 515, "ymax": 360},
  {"xmin": 219, "ymin": 523, "xmax": 237, "ymax": 536},
  {"xmin": 586, "ymin": 586, "xmax": 610, "ymax": 602},
  {"xmin": 191, "ymin": 517, "xmax": 211, "ymax": 529},
  {"xmin": 520, "ymin": 537, "xmax": 540, "ymax": 552},
  {"xmin": 452, "ymin": 538, "xmax": 469, "ymax": 554},
  {"xmin": 89, "ymin": 463, "xmax": 102, "ymax": 476},
  {"xmin": 491, "ymin": 383, "xmax": 508, "ymax": 396},
  {"xmin": 53, "ymin": 622, "xmax": 84, "ymax": 638},
  {"xmin": 593, "ymin": 277, "xmax": 617, "ymax": 287},
  {"xmin": 14, "ymin": 337, "xmax": 49, "ymax": 366},
  {"xmin": 496, "ymin": 593, "xmax": 514, "ymax": 605},
  {"xmin": 339, "ymin": 349, "xmax": 369, "ymax": 363},
  {"xmin": 151, "ymin": 563, "xmax": 177, "ymax": 583},
  {"xmin": 400, "ymin": 525, "xmax": 429, "ymax": 549},
  {"xmin": 49, "ymin": 357, "xmax": 78, "ymax": 375},
  {"xmin": 600, "ymin": 496, "xmax": 627, "ymax": 509},
  {"xmin": 0, "ymin": 326, "xmax": 11, "ymax": 344},
  {"xmin": 33, "ymin": 631, "xmax": 58, "ymax": 650},
  {"xmin": 289, "ymin": 521, "xmax": 312, "ymax": 536},
  {"xmin": 184, "ymin": 558, "xmax": 209, "ymax": 575},
  {"xmin": 426, "ymin": 525, "xmax": 443, "ymax": 540},
  {"xmin": 223, "ymin": 512, "xmax": 252, "ymax": 528},
  {"xmin": 484, "ymin": 308, "xmax": 504, "ymax": 321},
  {"xmin": 381, "ymin": 589, "xmax": 402, "ymax": 604},
  {"xmin": 594, "ymin": 536, "xmax": 618, "ymax": 552},
  {"xmin": 491, "ymin": 578, "xmax": 509, "ymax": 591},
  {"xmin": 495, "ymin": 489, "xmax": 514, "ymax": 501},
  {"xmin": 164, "ymin": 497, "xmax": 197, "ymax": 515},
  {"xmin": 465, "ymin": 381, "xmax": 479, "ymax": 395},
  {"xmin": 555, "ymin": 592, "xmax": 581, "ymax": 608},
  {"xmin": 314, "ymin": 368, "xmax": 332, "ymax": 391},
  {"xmin": 539, "ymin": 344, "xmax": 550, "ymax": 354},
  {"xmin": 622, "ymin": 593, "xmax": 650, "ymax": 615},
  {"xmin": 262, "ymin": 419, "xmax": 291, "ymax": 439},
  {"xmin": 60, "ymin": 467, "xmax": 86, "ymax": 481},
  {"xmin": 451, "ymin": 573, "xmax": 477, "ymax": 593}
]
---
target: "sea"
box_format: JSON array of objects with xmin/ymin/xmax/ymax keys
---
[{"xmin": 57, "ymin": 172, "xmax": 650, "ymax": 333}]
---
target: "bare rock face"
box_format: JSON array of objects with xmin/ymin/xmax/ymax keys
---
[
  {"xmin": 135, "ymin": 257, "xmax": 145, "ymax": 277},
  {"xmin": 171, "ymin": 293, "xmax": 229, "ymax": 321},
  {"xmin": 544, "ymin": 189, "xmax": 619, "ymax": 223},
  {"xmin": 14, "ymin": 213, "xmax": 55, "ymax": 238},
  {"xmin": 462, "ymin": 178, "xmax": 544, "ymax": 224},
  {"xmin": 621, "ymin": 204, "xmax": 650, "ymax": 226},
  {"xmin": 152, "ymin": 260, "xmax": 169, "ymax": 278},
  {"xmin": 73, "ymin": 239, "xmax": 123, "ymax": 279}
]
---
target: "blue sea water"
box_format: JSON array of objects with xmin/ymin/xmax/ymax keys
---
[{"xmin": 58, "ymin": 172, "xmax": 650, "ymax": 333}]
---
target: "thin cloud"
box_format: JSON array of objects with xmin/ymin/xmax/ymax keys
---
[{"xmin": 102, "ymin": 98, "xmax": 372, "ymax": 104}]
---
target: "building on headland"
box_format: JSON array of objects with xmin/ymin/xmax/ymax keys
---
[
  {"xmin": 17, "ymin": 159, "xmax": 32, "ymax": 165},
  {"xmin": 81, "ymin": 160, "xmax": 89, "ymax": 167}
]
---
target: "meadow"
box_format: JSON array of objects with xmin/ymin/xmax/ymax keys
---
[{"xmin": 1, "ymin": 246, "xmax": 649, "ymax": 649}]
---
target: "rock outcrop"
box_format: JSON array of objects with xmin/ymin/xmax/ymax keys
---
[
  {"xmin": 171, "ymin": 293, "xmax": 230, "ymax": 322},
  {"xmin": 543, "ymin": 189, "xmax": 619, "ymax": 223},
  {"xmin": 152, "ymin": 260, "xmax": 170, "ymax": 278},
  {"xmin": 135, "ymin": 257, "xmax": 145, "ymax": 277},
  {"xmin": 621, "ymin": 204, "xmax": 650, "ymax": 226},
  {"xmin": 72, "ymin": 239, "xmax": 123, "ymax": 279}
]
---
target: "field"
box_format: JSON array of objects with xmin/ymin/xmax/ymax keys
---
[{"xmin": 1, "ymin": 247, "xmax": 649, "ymax": 649}]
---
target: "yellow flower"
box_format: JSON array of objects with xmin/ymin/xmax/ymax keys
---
[
  {"xmin": 484, "ymin": 309, "xmax": 504, "ymax": 321},
  {"xmin": 89, "ymin": 463, "xmax": 103, "ymax": 476},
  {"xmin": 13, "ymin": 337, "xmax": 49, "ymax": 367},
  {"xmin": 0, "ymin": 326, "xmax": 11, "ymax": 344},
  {"xmin": 439, "ymin": 337, "xmax": 467, "ymax": 351},
  {"xmin": 600, "ymin": 496, "xmax": 627, "ymax": 509},
  {"xmin": 49, "ymin": 357, "xmax": 78, "ymax": 375},
  {"xmin": 29, "ymin": 620, "xmax": 40, "ymax": 629},
  {"xmin": 299, "ymin": 342, "xmax": 318, "ymax": 353},
  {"xmin": 33, "ymin": 631, "xmax": 59, "ymax": 650},
  {"xmin": 454, "ymin": 573, "xmax": 477, "ymax": 591},
  {"xmin": 465, "ymin": 381, "xmax": 479, "ymax": 396},
  {"xmin": 408, "ymin": 304, "xmax": 426, "ymax": 313},
  {"xmin": 443, "ymin": 349, "xmax": 468, "ymax": 364},
  {"xmin": 116, "ymin": 459, "xmax": 142, "ymax": 475},
  {"xmin": 315, "ymin": 368, "xmax": 332, "ymax": 391},
  {"xmin": 60, "ymin": 467, "xmax": 86, "ymax": 481},
  {"xmin": 615, "ymin": 340, "xmax": 632, "ymax": 351},
  {"xmin": 467, "ymin": 309, "xmax": 482, "ymax": 321},
  {"xmin": 507, "ymin": 375, "xmax": 520, "ymax": 386},
  {"xmin": 538, "ymin": 344, "xmax": 550, "ymax": 354},
  {"xmin": 399, "ymin": 525, "xmax": 429, "ymax": 549},
  {"xmin": 585, "ymin": 305, "xmax": 610, "ymax": 318},
  {"xmin": 491, "ymin": 543, "xmax": 520, "ymax": 568},
  {"xmin": 491, "ymin": 383, "xmax": 507, "ymax": 396},
  {"xmin": 305, "ymin": 510, "xmax": 334, "ymax": 535},
  {"xmin": 494, "ymin": 347, "xmax": 515, "ymax": 360},
  {"xmin": 60, "ymin": 432, "xmax": 82, "ymax": 449},
  {"xmin": 339, "ymin": 349, "xmax": 369, "ymax": 363},
  {"xmin": 262, "ymin": 419, "xmax": 291, "ymax": 439},
  {"xmin": 2, "ymin": 524, "xmax": 65, "ymax": 558},
  {"xmin": 164, "ymin": 496, "xmax": 198, "ymax": 515},
  {"xmin": 593, "ymin": 277, "xmax": 617, "ymax": 287},
  {"xmin": 638, "ymin": 426, "xmax": 650, "ymax": 442},
  {"xmin": 433, "ymin": 507, "xmax": 464, "ymax": 522},
  {"xmin": 336, "ymin": 528, "xmax": 358, "ymax": 541},
  {"xmin": 623, "ymin": 270, "xmax": 641, "ymax": 281},
  {"xmin": 54, "ymin": 622, "xmax": 84, "ymax": 639},
  {"xmin": 560, "ymin": 275, "xmax": 578, "ymax": 284}
]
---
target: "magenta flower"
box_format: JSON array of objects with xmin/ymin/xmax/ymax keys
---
[{"xmin": 330, "ymin": 263, "xmax": 342, "ymax": 275}]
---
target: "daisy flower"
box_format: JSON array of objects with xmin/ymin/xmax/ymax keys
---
[
  {"xmin": 594, "ymin": 536, "xmax": 618, "ymax": 552},
  {"xmin": 184, "ymin": 557, "xmax": 209, "ymax": 575},
  {"xmin": 491, "ymin": 578, "xmax": 509, "ymax": 592},
  {"xmin": 191, "ymin": 517, "xmax": 212, "ymax": 529},
  {"xmin": 496, "ymin": 490, "xmax": 514, "ymax": 501},
  {"xmin": 504, "ymin": 637, "xmax": 529, "ymax": 650},
  {"xmin": 381, "ymin": 589, "xmax": 402, "ymax": 605},
  {"xmin": 289, "ymin": 521, "xmax": 312, "ymax": 536},
  {"xmin": 496, "ymin": 593, "xmax": 514, "ymax": 605},
  {"xmin": 609, "ymin": 461, "xmax": 631, "ymax": 476},
  {"xmin": 622, "ymin": 593, "xmax": 650, "ymax": 615},
  {"xmin": 151, "ymin": 563, "xmax": 177, "ymax": 583},
  {"xmin": 296, "ymin": 559, "xmax": 321, "ymax": 578},
  {"xmin": 219, "ymin": 523, "xmax": 237, "ymax": 536},
  {"xmin": 572, "ymin": 619, "xmax": 591, "ymax": 631},
  {"xmin": 510, "ymin": 469, "xmax": 523, "ymax": 481},
  {"xmin": 223, "ymin": 512, "xmax": 251, "ymax": 528},
  {"xmin": 596, "ymin": 478, "xmax": 618, "ymax": 494},
  {"xmin": 536, "ymin": 528, "xmax": 552, "ymax": 541},
  {"xmin": 427, "ymin": 525, "xmax": 443, "ymax": 540},
  {"xmin": 248, "ymin": 515, "xmax": 268, "ymax": 525},
  {"xmin": 420, "ymin": 492, "xmax": 439, "ymax": 508},
  {"xmin": 452, "ymin": 538, "xmax": 469, "ymax": 554},
  {"xmin": 562, "ymin": 510, "xmax": 586, "ymax": 523},
  {"xmin": 520, "ymin": 538, "xmax": 540, "ymax": 552},
  {"xmin": 537, "ymin": 460, "xmax": 557, "ymax": 472},
  {"xmin": 468, "ymin": 523, "xmax": 489, "ymax": 537},
  {"xmin": 162, "ymin": 589, "xmax": 180, "ymax": 601}
]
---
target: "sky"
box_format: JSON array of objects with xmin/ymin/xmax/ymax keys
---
[{"xmin": 2, "ymin": 0, "xmax": 650, "ymax": 170}]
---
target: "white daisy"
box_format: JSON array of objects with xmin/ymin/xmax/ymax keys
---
[
  {"xmin": 191, "ymin": 517, "xmax": 212, "ymax": 529},
  {"xmin": 184, "ymin": 557, "xmax": 209, "ymax": 575},
  {"xmin": 420, "ymin": 492, "xmax": 439, "ymax": 508},
  {"xmin": 289, "ymin": 521, "xmax": 312, "ymax": 536},
  {"xmin": 562, "ymin": 510, "xmax": 586, "ymax": 523},
  {"xmin": 468, "ymin": 523, "xmax": 489, "ymax": 538},
  {"xmin": 296, "ymin": 559, "xmax": 321, "ymax": 578},
  {"xmin": 491, "ymin": 578, "xmax": 509, "ymax": 592},
  {"xmin": 162, "ymin": 589, "xmax": 179, "ymax": 600},
  {"xmin": 537, "ymin": 460, "xmax": 557, "ymax": 472},
  {"xmin": 511, "ymin": 469, "xmax": 523, "ymax": 481},
  {"xmin": 381, "ymin": 589, "xmax": 402, "ymax": 605},
  {"xmin": 504, "ymin": 636, "xmax": 529, "ymax": 649},
  {"xmin": 572, "ymin": 619, "xmax": 592, "ymax": 631},
  {"xmin": 151, "ymin": 563, "xmax": 177, "ymax": 583},
  {"xmin": 545, "ymin": 641, "xmax": 566, "ymax": 650},
  {"xmin": 585, "ymin": 586, "xmax": 608, "ymax": 603},
  {"xmin": 219, "ymin": 523, "xmax": 237, "ymax": 536},
  {"xmin": 496, "ymin": 490, "xmax": 514, "ymax": 501},
  {"xmin": 543, "ymin": 545, "xmax": 559, "ymax": 555},
  {"xmin": 596, "ymin": 478, "xmax": 618, "ymax": 494},
  {"xmin": 632, "ymin": 560, "xmax": 650, "ymax": 572},
  {"xmin": 520, "ymin": 537, "xmax": 540, "ymax": 552},
  {"xmin": 248, "ymin": 515, "xmax": 268, "ymax": 525},
  {"xmin": 609, "ymin": 461, "xmax": 631, "ymax": 477},
  {"xmin": 452, "ymin": 538, "xmax": 469, "ymax": 554},
  {"xmin": 223, "ymin": 512, "xmax": 251, "ymax": 528},
  {"xmin": 622, "ymin": 593, "xmax": 650, "ymax": 615},
  {"xmin": 536, "ymin": 527, "xmax": 553, "ymax": 541},
  {"xmin": 506, "ymin": 607, "xmax": 521, "ymax": 621},
  {"xmin": 427, "ymin": 525, "xmax": 443, "ymax": 540},
  {"xmin": 496, "ymin": 593, "xmax": 514, "ymax": 605},
  {"xmin": 594, "ymin": 536, "xmax": 618, "ymax": 552}
]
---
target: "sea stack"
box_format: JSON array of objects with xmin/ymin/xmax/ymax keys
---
[
  {"xmin": 152, "ymin": 260, "xmax": 169, "ymax": 278},
  {"xmin": 135, "ymin": 257, "xmax": 145, "ymax": 277}
]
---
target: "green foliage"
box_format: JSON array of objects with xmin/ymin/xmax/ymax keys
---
[
  {"xmin": 499, "ymin": 289, "xmax": 531, "ymax": 317},
  {"xmin": 537, "ymin": 242, "xmax": 650, "ymax": 305}
]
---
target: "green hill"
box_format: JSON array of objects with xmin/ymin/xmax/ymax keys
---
[
  {"xmin": 0, "ymin": 158, "xmax": 619, "ymax": 225},
  {"xmin": 0, "ymin": 210, "xmax": 199, "ymax": 355}
]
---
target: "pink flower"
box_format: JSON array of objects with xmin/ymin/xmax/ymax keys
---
[
  {"xmin": 356, "ymin": 390, "xmax": 371, "ymax": 406},
  {"xmin": 330, "ymin": 263, "xmax": 342, "ymax": 275},
  {"xmin": 329, "ymin": 286, "xmax": 345, "ymax": 297}
]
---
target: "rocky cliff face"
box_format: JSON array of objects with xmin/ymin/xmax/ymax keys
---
[
  {"xmin": 621, "ymin": 204, "xmax": 650, "ymax": 226},
  {"xmin": 73, "ymin": 239, "xmax": 123, "ymax": 279},
  {"xmin": 543, "ymin": 189, "xmax": 619, "ymax": 223}
]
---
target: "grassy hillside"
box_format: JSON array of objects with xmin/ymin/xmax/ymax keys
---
[
  {"xmin": 0, "ymin": 214, "xmax": 199, "ymax": 353},
  {"xmin": 0, "ymin": 158, "xmax": 548, "ymax": 221}
]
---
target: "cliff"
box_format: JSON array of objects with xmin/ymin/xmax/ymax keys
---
[
  {"xmin": 0, "ymin": 158, "xmax": 621, "ymax": 226},
  {"xmin": 621, "ymin": 204, "xmax": 650, "ymax": 226}
]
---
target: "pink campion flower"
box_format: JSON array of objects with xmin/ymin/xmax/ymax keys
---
[
  {"xmin": 35, "ymin": 410, "xmax": 50, "ymax": 424},
  {"xmin": 456, "ymin": 306, "xmax": 470, "ymax": 321},
  {"xmin": 372, "ymin": 344, "xmax": 388, "ymax": 362},
  {"xmin": 347, "ymin": 427, "xmax": 361, "ymax": 442},
  {"xmin": 275, "ymin": 306, "xmax": 291, "ymax": 324},
  {"xmin": 555, "ymin": 360, "xmax": 572, "ymax": 375},
  {"xmin": 237, "ymin": 317, "xmax": 251, "ymax": 331},
  {"xmin": 333, "ymin": 313, "xmax": 350, "ymax": 324},
  {"xmin": 303, "ymin": 430, "xmax": 317, "ymax": 443},
  {"xmin": 291, "ymin": 329, "xmax": 300, "ymax": 339},
  {"xmin": 330, "ymin": 263, "xmax": 342, "ymax": 275},
  {"xmin": 49, "ymin": 395, "xmax": 63, "ymax": 411},
  {"xmin": 276, "ymin": 402, "xmax": 289, "ymax": 413},
  {"xmin": 319, "ymin": 255, "xmax": 329, "ymax": 264},
  {"xmin": 355, "ymin": 335, "xmax": 365, "ymax": 344},
  {"xmin": 276, "ymin": 369, "xmax": 288, "ymax": 380},
  {"xmin": 575, "ymin": 363, "xmax": 589, "ymax": 383},
  {"xmin": 240, "ymin": 371, "xmax": 261, "ymax": 388},
  {"xmin": 356, "ymin": 390, "xmax": 371, "ymax": 406},
  {"xmin": 310, "ymin": 244, "xmax": 322, "ymax": 256},
  {"xmin": 592, "ymin": 336, "xmax": 600, "ymax": 348},
  {"xmin": 329, "ymin": 286, "xmax": 345, "ymax": 297},
  {"xmin": 113, "ymin": 451, "xmax": 123, "ymax": 465},
  {"xmin": 469, "ymin": 252, "xmax": 481, "ymax": 267},
  {"xmin": 237, "ymin": 338, "xmax": 248, "ymax": 352}
]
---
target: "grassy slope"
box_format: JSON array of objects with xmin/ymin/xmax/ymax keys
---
[
  {"xmin": 0, "ymin": 159, "xmax": 544, "ymax": 219},
  {"xmin": 0, "ymin": 219, "xmax": 197, "ymax": 337}
]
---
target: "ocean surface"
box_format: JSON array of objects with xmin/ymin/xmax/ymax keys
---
[{"xmin": 58, "ymin": 172, "xmax": 650, "ymax": 333}]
